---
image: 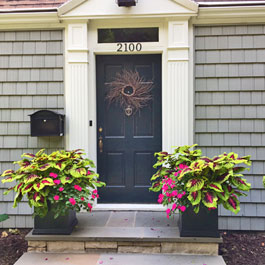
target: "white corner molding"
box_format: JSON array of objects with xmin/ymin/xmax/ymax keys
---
[
  {"xmin": 58, "ymin": 0, "xmax": 87, "ymax": 16},
  {"xmin": 164, "ymin": 20, "xmax": 191, "ymax": 152},
  {"xmin": 65, "ymin": 22, "xmax": 89, "ymax": 153},
  {"xmin": 173, "ymin": 0, "xmax": 199, "ymax": 12}
]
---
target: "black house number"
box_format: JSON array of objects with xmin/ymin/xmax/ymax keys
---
[{"xmin": 117, "ymin": 43, "xmax": 142, "ymax": 52}]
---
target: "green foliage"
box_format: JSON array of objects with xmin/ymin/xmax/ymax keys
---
[
  {"xmin": 1, "ymin": 149, "xmax": 105, "ymax": 218},
  {"xmin": 0, "ymin": 214, "xmax": 9, "ymax": 223},
  {"xmin": 150, "ymin": 144, "xmax": 251, "ymax": 216}
]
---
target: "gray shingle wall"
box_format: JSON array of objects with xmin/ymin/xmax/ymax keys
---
[
  {"xmin": 0, "ymin": 30, "xmax": 64, "ymax": 228},
  {"xmin": 195, "ymin": 25, "xmax": 265, "ymax": 231}
]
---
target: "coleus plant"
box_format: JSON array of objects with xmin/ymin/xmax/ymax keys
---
[
  {"xmin": 150, "ymin": 145, "xmax": 251, "ymax": 218},
  {"xmin": 1, "ymin": 149, "xmax": 105, "ymax": 219}
]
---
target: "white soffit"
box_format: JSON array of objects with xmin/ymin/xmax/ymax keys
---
[{"xmin": 58, "ymin": 0, "xmax": 198, "ymax": 18}]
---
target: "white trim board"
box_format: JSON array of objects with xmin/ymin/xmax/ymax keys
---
[{"xmin": 94, "ymin": 204, "xmax": 166, "ymax": 211}]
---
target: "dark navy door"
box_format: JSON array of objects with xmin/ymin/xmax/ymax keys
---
[{"xmin": 96, "ymin": 54, "xmax": 162, "ymax": 203}]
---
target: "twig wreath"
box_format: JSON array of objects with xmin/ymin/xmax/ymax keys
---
[{"xmin": 105, "ymin": 69, "xmax": 153, "ymax": 116}]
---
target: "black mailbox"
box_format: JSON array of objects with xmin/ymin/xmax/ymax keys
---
[
  {"xmin": 29, "ymin": 110, "xmax": 65, "ymax": 137},
  {"xmin": 117, "ymin": 0, "xmax": 136, "ymax": 7}
]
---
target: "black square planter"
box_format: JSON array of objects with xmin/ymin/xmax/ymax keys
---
[
  {"xmin": 179, "ymin": 205, "xmax": 219, "ymax": 238},
  {"xmin": 32, "ymin": 209, "xmax": 78, "ymax": 235}
]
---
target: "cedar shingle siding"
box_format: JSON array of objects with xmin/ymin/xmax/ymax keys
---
[
  {"xmin": 195, "ymin": 25, "xmax": 265, "ymax": 231},
  {"xmin": 0, "ymin": 30, "xmax": 64, "ymax": 228}
]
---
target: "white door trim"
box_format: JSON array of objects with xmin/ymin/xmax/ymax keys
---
[
  {"xmin": 94, "ymin": 204, "xmax": 166, "ymax": 211},
  {"xmin": 65, "ymin": 17, "xmax": 194, "ymax": 208}
]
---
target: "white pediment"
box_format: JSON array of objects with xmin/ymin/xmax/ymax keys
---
[{"xmin": 58, "ymin": 0, "xmax": 198, "ymax": 18}]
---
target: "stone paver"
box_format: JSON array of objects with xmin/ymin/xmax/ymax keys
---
[
  {"xmin": 47, "ymin": 241, "xmax": 85, "ymax": 253},
  {"xmin": 106, "ymin": 211, "xmax": 136, "ymax": 227},
  {"xmin": 15, "ymin": 253, "xmax": 227, "ymax": 265},
  {"xmin": 26, "ymin": 211, "xmax": 222, "ymax": 244},
  {"xmin": 78, "ymin": 212, "xmax": 110, "ymax": 227},
  {"xmin": 135, "ymin": 211, "xmax": 178, "ymax": 227}
]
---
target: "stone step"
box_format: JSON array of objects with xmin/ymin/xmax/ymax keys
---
[
  {"xmin": 15, "ymin": 253, "xmax": 227, "ymax": 265},
  {"xmin": 26, "ymin": 211, "xmax": 222, "ymax": 255}
]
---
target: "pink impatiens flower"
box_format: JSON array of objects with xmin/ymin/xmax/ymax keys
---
[
  {"xmin": 180, "ymin": 206, "xmax": 186, "ymax": 212},
  {"xmin": 81, "ymin": 197, "xmax": 85, "ymax": 201},
  {"xmin": 177, "ymin": 193, "xmax": 183, "ymax": 199},
  {"xmin": 59, "ymin": 187, "xmax": 64, "ymax": 192},
  {"xmin": 74, "ymin": 185, "xmax": 82, "ymax": 191},
  {"xmin": 179, "ymin": 164, "xmax": 188, "ymax": 170},
  {"xmin": 172, "ymin": 203, "xmax": 177, "ymax": 211},
  {"xmin": 87, "ymin": 203, "xmax": 92, "ymax": 211},
  {"xmin": 158, "ymin": 193, "xmax": 164, "ymax": 203},
  {"xmin": 49, "ymin": 172, "xmax": 58, "ymax": 178},
  {"xmin": 166, "ymin": 208, "xmax": 171, "ymax": 219},
  {"xmin": 162, "ymin": 184, "xmax": 168, "ymax": 192},
  {"xmin": 171, "ymin": 190, "xmax": 178, "ymax": 197},
  {"xmin": 54, "ymin": 195, "xmax": 60, "ymax": 201},
  {"xmin": 174, "ymin": 171, "xmax": 181, "ymax": 177},
  {"xmin": 54, "ymin": 179, "xmax": 61, "ymax": 185},
  {"xmin": 69, "ymin": 198, "xmax": 76, "ymax": 205}
]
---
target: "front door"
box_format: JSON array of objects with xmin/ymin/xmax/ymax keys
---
[{"xmin": 96, "ymin": 54, "xmax": 162, "ymax": 203}]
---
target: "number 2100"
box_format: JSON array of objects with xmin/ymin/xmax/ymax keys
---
[{"xmin": 117, "ymin": 43, "xmax": 142, "ymax": 52}]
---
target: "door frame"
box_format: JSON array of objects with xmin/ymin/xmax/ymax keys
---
[
  {"xmin": 64, "ymin": 17, "xmax": 194, "ymax": 208},
  {"xmin": 87, "ymin": 18, "xmax": 167, "ymax": 166}
]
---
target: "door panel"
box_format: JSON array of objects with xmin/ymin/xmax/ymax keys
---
[{"xmin": 96, "ymin": 54, "xmax": 162, "ymax": 203}]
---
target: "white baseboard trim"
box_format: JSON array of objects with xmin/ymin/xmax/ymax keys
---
[{"xmin": 93, "ymin": 204, "xmax": 166, "ymax": 211}]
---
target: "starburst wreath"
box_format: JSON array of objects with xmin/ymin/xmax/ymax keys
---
[{"xmin": 105, "ymin": 69, "xmax": 153, "ymax": 114}]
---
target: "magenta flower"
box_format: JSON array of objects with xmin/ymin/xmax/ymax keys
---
[
  {"xmin": 87, "ymin": 170, "xmax": 91, "ymax": 175},
  {"xmin": 54, "ymin": 195, "xmax": 60, "ymax": 201},
  {"xmin": 171, "ymin": 190, "xmax": 178, "ymax": 197},
  {"xmin": 54, "ymin": 179, "xmax": 61, "ymax": 185},
  {"xmin": 59, "ymin": 187, "xmax": 64, "ymax": 192},
  {"xmin": 162, "ymin": 184, "xmax": 168, "ymax": 192},
  {"xmin": 74, "ymin": 185, "xmax": 82, "ymax": 191},
  {"xmin": 180, "ymin": 206, "xmax": 186, "ymax": 212},
  {"xmin": 49, "ymin": 172, "xmax": 58, "ymax": 178},
  {"xmin": 179, "ymin": 164, "xmax": 188, "ymax": 170},
  {"xmin": 158, "ymin": 194, "xmax": 164, "ymax": 203},
  {"xmin": 166, "ymin": 208, "xmax": 171, "ymax": 219},
  {"xmin": 172, "ymin": 203, "xmax": 177, "ymax": 211},
  {"xmin": 69, "ymin": 198, "xmax": 76, "ymax": 205},
  {"xmin": 81, "ymin": 197, "xmax": 85, "ymax": 201},
  {"xmin": 174, "ymin": 170, "xmax": 181, "ymax": 176},
  {"xmin": 92, "ymin": 189, "xmax": 97, "ymax": 194},
  {"xmin": 87, "ymin": 203, "xmax": 92, "ymax": 211}
]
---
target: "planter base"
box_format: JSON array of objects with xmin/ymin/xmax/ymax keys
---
[
  {"xmin": 179, "ymin": 206, "xmax": 219, "ymax": 238},
  {"xmin": 33, "ymin": 210, "xmax": 78, "ymax": 235}
]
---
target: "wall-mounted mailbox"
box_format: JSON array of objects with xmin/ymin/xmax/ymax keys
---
[
  {"xmin": 117, "ymin": 0, "xmax": 137, "ymax": 7},
  {"xmin": 29, "ymin": 110, "xmax": 65, "ymax": 137}
]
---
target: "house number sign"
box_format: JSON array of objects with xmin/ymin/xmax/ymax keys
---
[{"xmin": 117, "ymin": 43, "xmax": 142, "ymax": 52}]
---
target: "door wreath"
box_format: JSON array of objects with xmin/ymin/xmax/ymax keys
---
[{"xmin": 105, "ymin": 69, "xmax": 153, "ymax": 116}]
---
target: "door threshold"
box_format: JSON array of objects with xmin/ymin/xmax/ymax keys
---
[{"xmin": 93, "ymin": 204, "xmax": 166, "ymax": 211}]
